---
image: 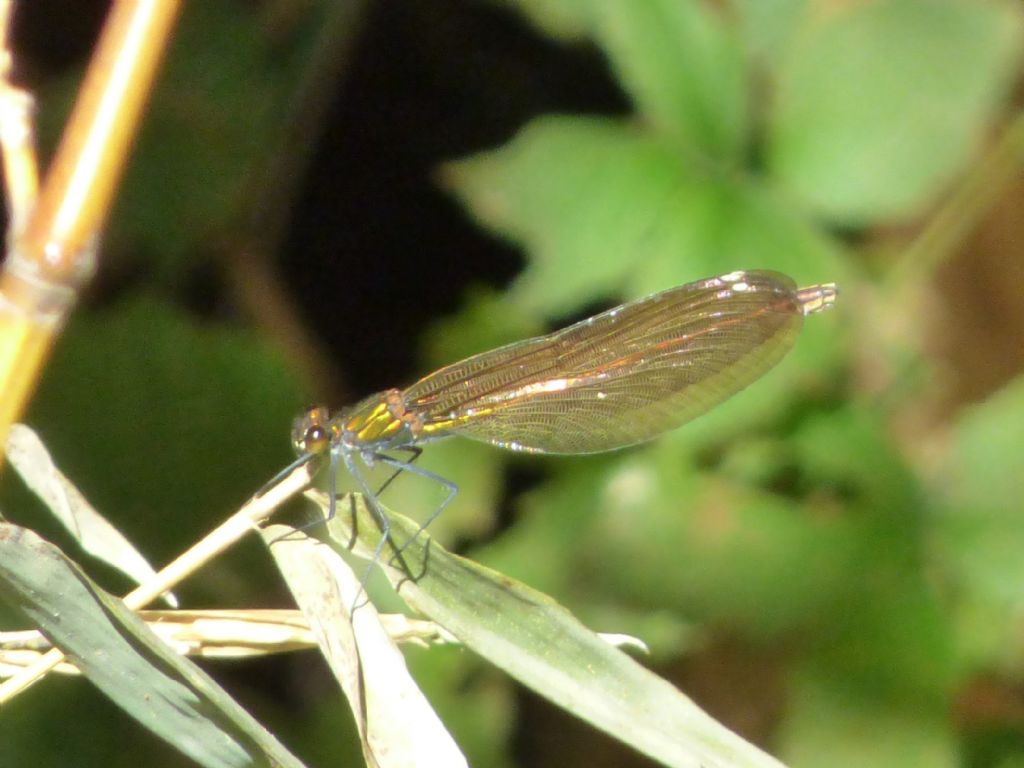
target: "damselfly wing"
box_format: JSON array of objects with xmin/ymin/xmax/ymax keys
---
[{"xmin": 291, "ymin": 270, "xmax": 837, "ymax": 532}]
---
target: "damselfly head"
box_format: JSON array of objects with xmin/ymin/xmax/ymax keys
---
[{"xmin": 291, "ymin": 405, "xmax": 336, "ymax": 457}]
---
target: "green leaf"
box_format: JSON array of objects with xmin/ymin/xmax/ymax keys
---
[
  {"xmin": 444, "ymin": 115, "xmax": 848, "ymax": 317},
  {"xmin": 0, "ymin": 524, "xmax": 305, "ymax": 768},
  {"xmin": 443, "ymin": 117, "xmax": 687, "ymax": 314},
  {"xmin": 574, "ymin": 450, "xmax": 867, "ymax": 638},
  {"xmin": 591, "ymin": 0, "xmax": 747, "ymax": 159},
  {"xmin": 790, "ymin": 406, "xmax": 922, "ymax": 521},
  {"xmin": 945, "ymin": 375, "xmax": 1024, "ymax": 510},
  {"xmin": 729, "ymin": 0, "xmax": 809, "ymax": 62},
  {"xmin": 310, "ymin": 492, "xmax": 788, "ymax": 768},
  {"xmin": 768, "ymin": 0, "xmax": 1024, "ymax": 224},
  {"xmin": 806, "ymin": 570, "xmax": 958, "ymax": 699},
  {"xmin": 785, "ymin": 408, "xmax": 959, "ymax": 696},
  {"xmin": 934, "ymin": 374, "xmax": 1024, "ymax": 675},
  {"xmin": 778, "ymin": 668, "xmax": 960, "ymax": 767}
]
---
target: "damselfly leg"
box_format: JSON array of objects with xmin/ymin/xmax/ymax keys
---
[
  {"xmin": 373, "ymin": 445, "xmax": 423, "ymax": 497},
  {"xmin": 369, "ymin": 451, "xmax": 459, "ymax": 567}
]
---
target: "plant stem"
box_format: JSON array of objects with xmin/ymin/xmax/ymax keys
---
[{"xmin": 0, "ymin": 1, "xmax": 182, "ymax": 452}]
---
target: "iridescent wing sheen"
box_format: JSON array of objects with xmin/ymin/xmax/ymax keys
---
[{"xmin": 400, "ymin": 271, "xmax": 832, "ymax": 454}]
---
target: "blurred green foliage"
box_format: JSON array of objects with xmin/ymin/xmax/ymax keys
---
[
  {"xmin": 443, "ymin": 0, "xmax": 1024, "ymax": 765},
  {"xmin": 3, "ymin": 0, "xmax": 1024, "ymax": 766}
]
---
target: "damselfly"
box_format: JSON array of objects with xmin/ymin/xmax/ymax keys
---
[{"xmin": 292, "ymin": 270, "xmax": 837, "ymax": 548}]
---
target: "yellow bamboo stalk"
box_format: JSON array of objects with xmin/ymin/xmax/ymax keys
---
[{"xmin": 0, "ymin": 1, "xmax": 182, "ymax": 449}]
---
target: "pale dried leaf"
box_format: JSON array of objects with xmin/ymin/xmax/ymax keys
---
[
  {"xmin": 143, "ymin": 609, "xmax": 454, "ymax": 658},
  {"xmin": 598, "ymin": 632, "xmax": 650, "ymax": 654}
]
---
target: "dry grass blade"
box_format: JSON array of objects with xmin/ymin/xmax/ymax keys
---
[{"xmin": 0, "ymin": 609, "xmax": 454, "ymax": 674}]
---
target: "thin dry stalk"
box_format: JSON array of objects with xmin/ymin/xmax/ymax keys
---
[{"xmin": 0, "ymin": 457, "xmax": 315, "ymax": 703}]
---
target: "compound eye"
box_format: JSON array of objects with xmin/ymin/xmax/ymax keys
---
[{"xmin": 302, "ymin": 424, "xmax": 330, "ymax": 455}]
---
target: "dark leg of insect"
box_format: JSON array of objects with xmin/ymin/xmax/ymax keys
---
[
  {"xmin": 369, "ymin": 451, "xmax": 459, "ymax": 569},
  {"xmin": 255, "ymin": 452, "xmax": 318, "ymax": 500},
  {"xmin": 320, "ymin": 446, "xmax": 457, "ymax": 610},
  {"xmin": 362, "ymin": 445, "xmax": 425, "ymax": 572},
  {"xmin": 340, "ymin": 447, "xmax": 411, "ymax": 611},
  {"xmin": 373, "ymin": 445, "xmax": 423, "ymax": 497},
  {"xmin": 269, "ymin": 448, "xmax": 352, "ymax": 547},
  {"xmin": 324, "ymin": 450, "xmax": 357, "ymax": 548},
  {"xmin": 295, "ymin": 445, "xmax": 406, "ymax": 540},
  {"xmin": 260, "ymin": 452, "xmax": 330, "ymax": 546}
]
